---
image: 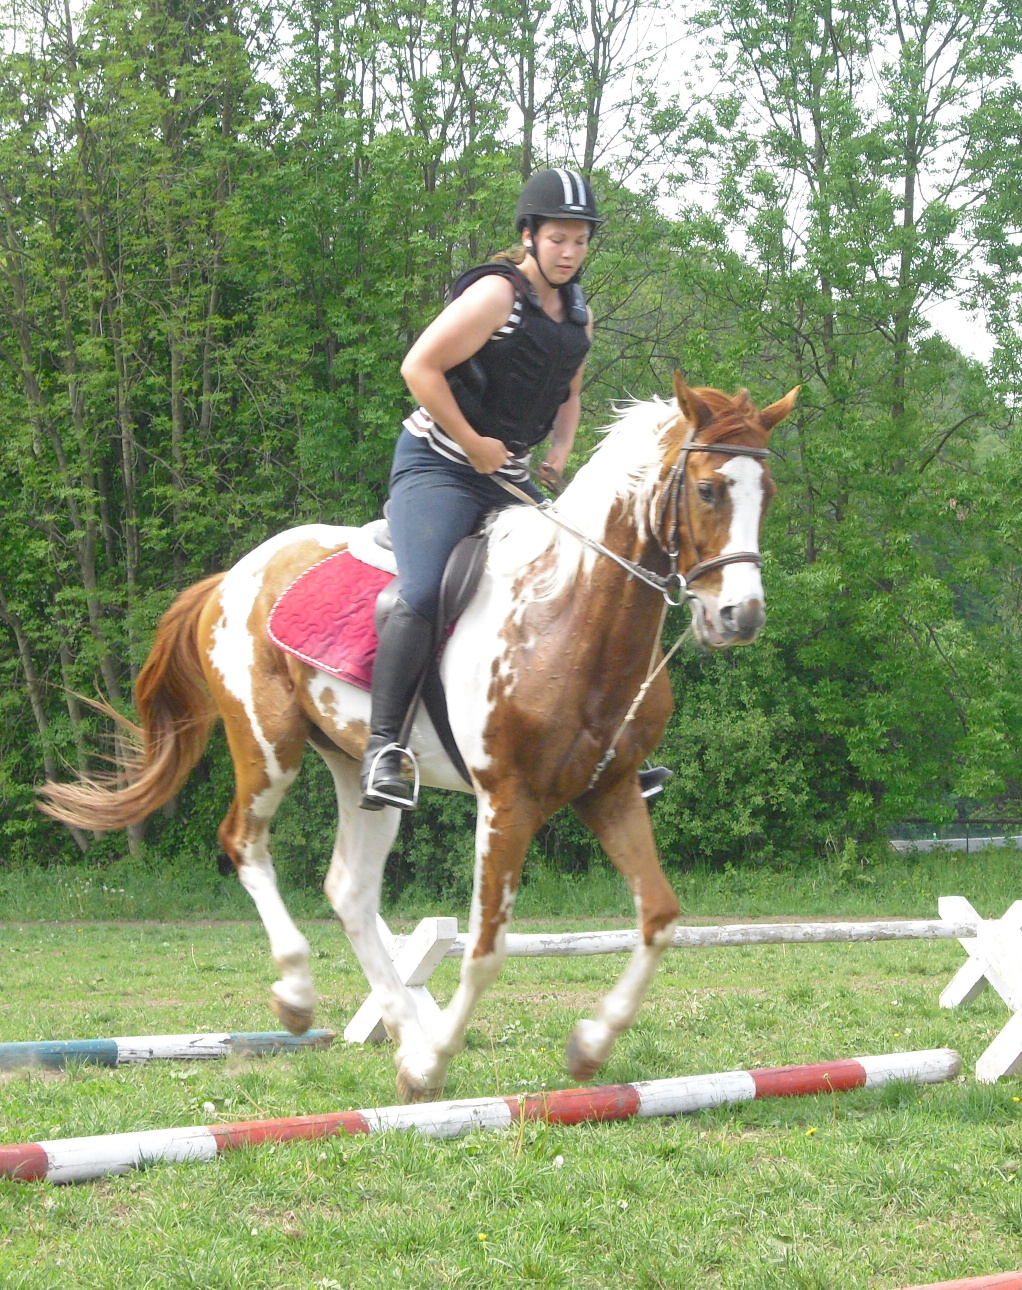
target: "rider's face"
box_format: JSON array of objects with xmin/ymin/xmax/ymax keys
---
[{"xmin": 525, "ymin": 220, "xmax": 592, "ymax": 282}]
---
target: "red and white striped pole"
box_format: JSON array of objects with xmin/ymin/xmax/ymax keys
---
[{"xmin": 0, "ymin": 1048, "xmax": 959, "ymax": 1186}]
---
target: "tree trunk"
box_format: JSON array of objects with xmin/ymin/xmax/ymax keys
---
[{"xmin": 0, "ymin": 589, "xmax": 90, "ymax": 853}]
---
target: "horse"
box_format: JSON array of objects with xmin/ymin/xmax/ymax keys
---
[{"xmin": 39, "ymin": 373, "xmax": 798, "ymax": 1103}]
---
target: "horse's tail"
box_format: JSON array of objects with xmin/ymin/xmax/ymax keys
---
[{"xmin": 38, "ymin": 573, "xmax": 225, "ymax": 832}]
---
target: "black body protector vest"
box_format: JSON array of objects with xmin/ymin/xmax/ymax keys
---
[{"xmin": 445, "ymin": 262, "xmax": 591, "ymax": 451}]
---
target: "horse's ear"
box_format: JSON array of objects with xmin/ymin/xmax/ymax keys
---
[
  {"xmin": 673, "ymin": 370, "xmax": 713, "ymax": 430},
  {"xmin": 759, "ymin": 385, "xmax": 800, "ymax": 431}
]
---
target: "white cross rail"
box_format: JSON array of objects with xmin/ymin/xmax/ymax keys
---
[{"xmin": 343, "ymin": 899, "xmax": 1022, "ymax": 1082}]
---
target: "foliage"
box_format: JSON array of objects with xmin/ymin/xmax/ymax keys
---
[{"xmin": 1, "ymin": 0, "xmax": 1022, "ymax": 890}]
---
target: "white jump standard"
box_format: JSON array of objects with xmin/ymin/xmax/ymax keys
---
[
  {"xmin": 346, "ymin": 900, "xmax": 1022, "ymax": 1083},
  {"xmin": 344, "ymin": 919, "xmax": 458, "ymax": 1044},
  {"xmin": 0, "ymin": 1048, "xmax": 960, "ymax": 1185},
  {"xmin": 938, "ymin": 897, "xmax": 1022, "ymax": 1082}
]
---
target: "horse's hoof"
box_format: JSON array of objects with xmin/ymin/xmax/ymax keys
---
[
  {"xmin": 395, "ymin": 1048, "xmax": 444, "ymax": 1103},
  {"xmin": 565, "ymin": 1022, "xmax": 606, "ymax": 1083},
  {"xmin": 395, "ymin": 1065, "xmax": 442, "ymax": 1104},
  {"xmin": 271, "ymin": 995, "xmax": 314, "ymax": 1036},
  {"xmin": 396, "ymin": 1072, "xmax": 435, "ymax": 1104}
]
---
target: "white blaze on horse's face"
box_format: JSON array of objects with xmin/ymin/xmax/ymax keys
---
[{"xmin": 691, "ymin": 455, "xmax": 767, "ymax": 648}]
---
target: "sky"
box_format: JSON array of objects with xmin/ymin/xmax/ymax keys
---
[{"xmin": 924, "ymin": 299, "xmax": 995, "ymax": 364}]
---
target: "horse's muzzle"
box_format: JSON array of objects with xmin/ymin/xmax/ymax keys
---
[{"xmin": 718, "ymin": 598, "xmax": 765, "ymax": 644}]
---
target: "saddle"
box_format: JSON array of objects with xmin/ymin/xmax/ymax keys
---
[{"xmin": 267, "ymin": 518, "xmax": 488, "ymax": 786}]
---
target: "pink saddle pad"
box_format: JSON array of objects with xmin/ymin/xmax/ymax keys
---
[{"xmin": 267, "ymin": 550, "xmax": 395, "ymax": 692}]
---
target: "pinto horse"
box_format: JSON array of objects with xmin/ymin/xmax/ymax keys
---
[{"xmin": 40, "ymin": 374, "xmax": 797, "ymax": 1102}]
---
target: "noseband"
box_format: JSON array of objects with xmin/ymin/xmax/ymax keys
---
[{"xmin": 653, "ymin": 422, "xmax": 771, "ymax": 604}]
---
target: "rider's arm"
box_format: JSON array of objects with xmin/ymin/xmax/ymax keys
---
[
  {"xmin": 401, "ymin": 277, "xmax": 517, "ymax": 475},
  {"xmin": 541, "ymin": 308, "xmax": 593, "ymax": 478}
]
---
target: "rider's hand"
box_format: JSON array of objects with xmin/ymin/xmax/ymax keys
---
[
  {"xmin": 538, "ymin": 461, "xmax": 566, "ymax": 494},
  {"xmin": 466, "ymin": 435, "xmax": 510, "ymax": 475}
]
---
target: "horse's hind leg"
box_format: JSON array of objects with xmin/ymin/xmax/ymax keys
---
[
  {"xmin": 217, "ymin": 712, "xmax": 316, "ymax": 1035},
  {"xmin": 316, "ymin": 747, "xmax": 440, "ymax": 1098},
  {"xmin": 323, "ymin": 764, "xmax": 540, "ymax": 1101},
  {"xmin": 567, "ymin": 776, "xmax": 680, "ymax": 1081}
]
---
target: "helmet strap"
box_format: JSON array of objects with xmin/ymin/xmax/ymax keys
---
[{"xmin": 524, "ymin": 219, "xmax": 559, "ymax": 289}]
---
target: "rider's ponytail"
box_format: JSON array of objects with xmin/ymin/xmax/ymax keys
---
[{"xmin": 491, "ymin": 245, "xmax": 527, "ymax": 265}]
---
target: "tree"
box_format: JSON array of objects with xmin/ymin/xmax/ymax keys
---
[{"xmin": 648, "ymin": 0, "xmax": 1022, "ymax": 853}]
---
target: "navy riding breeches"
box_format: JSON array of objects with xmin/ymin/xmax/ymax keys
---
[{"xmin": 387, "ymin": 429, "xmax": 544, "ymax": 625}]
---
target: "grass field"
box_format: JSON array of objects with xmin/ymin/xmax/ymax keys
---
[{"xmin": 2, "ymin": 851, "xmax": 1022, "ymax": 1287}]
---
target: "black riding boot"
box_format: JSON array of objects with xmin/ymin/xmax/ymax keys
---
[{"xmin": 360, "ymin": 598, "xmax": 435, "ymax": 811}]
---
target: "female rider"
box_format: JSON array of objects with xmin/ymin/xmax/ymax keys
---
[{"xmin": 360, "ymin": 168, "xmax": 599, "ymax": 810}]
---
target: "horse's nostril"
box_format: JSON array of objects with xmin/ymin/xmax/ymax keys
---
[{"xmin": 721, "ymin": 600, "xmax": 765, "ymax": 637}]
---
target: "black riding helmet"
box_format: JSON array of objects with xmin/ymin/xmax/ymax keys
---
[
  {"xmin": 514, "ymin": 169, "xmax": 602, "ymax": 290},
  {"xmin": 514, "ymin": 168, "xmax": 602, "ymax": 230}
]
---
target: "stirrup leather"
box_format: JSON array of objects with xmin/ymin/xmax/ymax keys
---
[{"xmin": 361, "ymin": 741, "xmax": 421, "ymax": 811}]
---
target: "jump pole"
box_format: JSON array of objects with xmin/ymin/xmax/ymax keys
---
[
  {"xmin": 0, "ymin": 1030, "xmax": 335, "ymax": 1071},
  {"xmin": 474, "ymin": 918, "xmax": 983, "ymax": 956},
  {"xmin": 347, "ymin": 903, "xmax": 1022, "ymax": 1083},
  {"xmin": 344, "ymin": 912, "xmax": 983, "ymax": 1044},
  {"xmin": 0, "ymin": 1048, "xmax": 959, "ymax": 1185}
]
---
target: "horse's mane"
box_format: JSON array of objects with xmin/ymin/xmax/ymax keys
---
[
  {"xmin": 485, "ymin": 389, "xmax": 770, "ymax": 602},
  {"xmin": 485, "ymin": 396, "xmax": 676, "ymax": 601}
]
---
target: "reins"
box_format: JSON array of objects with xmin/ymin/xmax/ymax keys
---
[
  {"xmin": 493, "ymin": 417, "xmax": 771, "ymax": 792},
  {"xmin": 493, "ymin": 474, "xmax": 690, "ymax": 604},
  {"xmin": 495, "ymin": 419, "xmax": 770, "ymax": 606}
]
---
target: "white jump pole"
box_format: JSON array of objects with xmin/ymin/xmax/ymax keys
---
[
  {"xmin": 344, "ymin": 900, "xmax": 1022, "ymax": 1082},
  {"xmin": 0, "ymin": 1030, "xmax": 335, "ymax": 1071},
  {"xmin": 463, "ymin": 918, "xmax": 981, "ymax": 958}
]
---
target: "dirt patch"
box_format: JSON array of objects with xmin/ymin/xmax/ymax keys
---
[{"xmin": 0, "ymin": 1065, "xmax": 66, "ymax": 1084}]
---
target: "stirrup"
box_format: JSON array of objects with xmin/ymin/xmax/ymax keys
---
[
  {"xmin": 638, "ymin": 762, "xmax": 672, "ymax": 800},
  {"xmin": 361, "ymin": 741, "xmax": 421, "ymax": 811}
]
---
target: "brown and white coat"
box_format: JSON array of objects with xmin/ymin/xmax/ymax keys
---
[{"xmin": 40, "ymin": 376, "xmax": 797, "ymax": 1102}]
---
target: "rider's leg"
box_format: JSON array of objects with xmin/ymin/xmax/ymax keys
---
[
  {"xmin": 360, "ymin": 598, "xmax": 436, "ymax": 810},
  {"xmin": 360, "ymin": 433, "xmax": 493, "ymax": 811}
]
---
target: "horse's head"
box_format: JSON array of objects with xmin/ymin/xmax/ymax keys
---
[{"xmin": 652, "ymin": 372, "xmax": 798, "ymax": 649}]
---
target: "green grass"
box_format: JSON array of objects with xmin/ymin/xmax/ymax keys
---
[
  {"xmin": 1, "ymin": 838, "xmax": 1018, "ymax": 925},
  {"xmin": 2, "ymin": 889, "xmax": 1022, "ymax": 1286}
]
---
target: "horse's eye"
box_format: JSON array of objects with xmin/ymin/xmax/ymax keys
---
[{"xmin": 697, "ymin": 481, "xmax": 715, "ymax": 503}]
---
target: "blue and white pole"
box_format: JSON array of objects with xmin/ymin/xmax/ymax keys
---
[{"xmin": 0, "ymin": 1030, "xmax": 334, "ymax": 1071}]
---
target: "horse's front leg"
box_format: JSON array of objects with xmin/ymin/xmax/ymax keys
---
[
  {"xmin": 566, "ymin": 775, "xmax": 680, "ymax": 1081},
  {"xmin": 424, "ymin": 792, "xmax": 542, "ymax": 1087}
]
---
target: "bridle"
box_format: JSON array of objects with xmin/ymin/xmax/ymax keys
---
[
  {"xmin": 653, "ymin": 419, "xmax": 771, "ymax": 604},
  {"xmin": 496, "ymin": 414, "xmax": 771, "ymax": 609},
  {"xmin": 492, "ymin": 413, "xmax": 772, "ymax": 791}
]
